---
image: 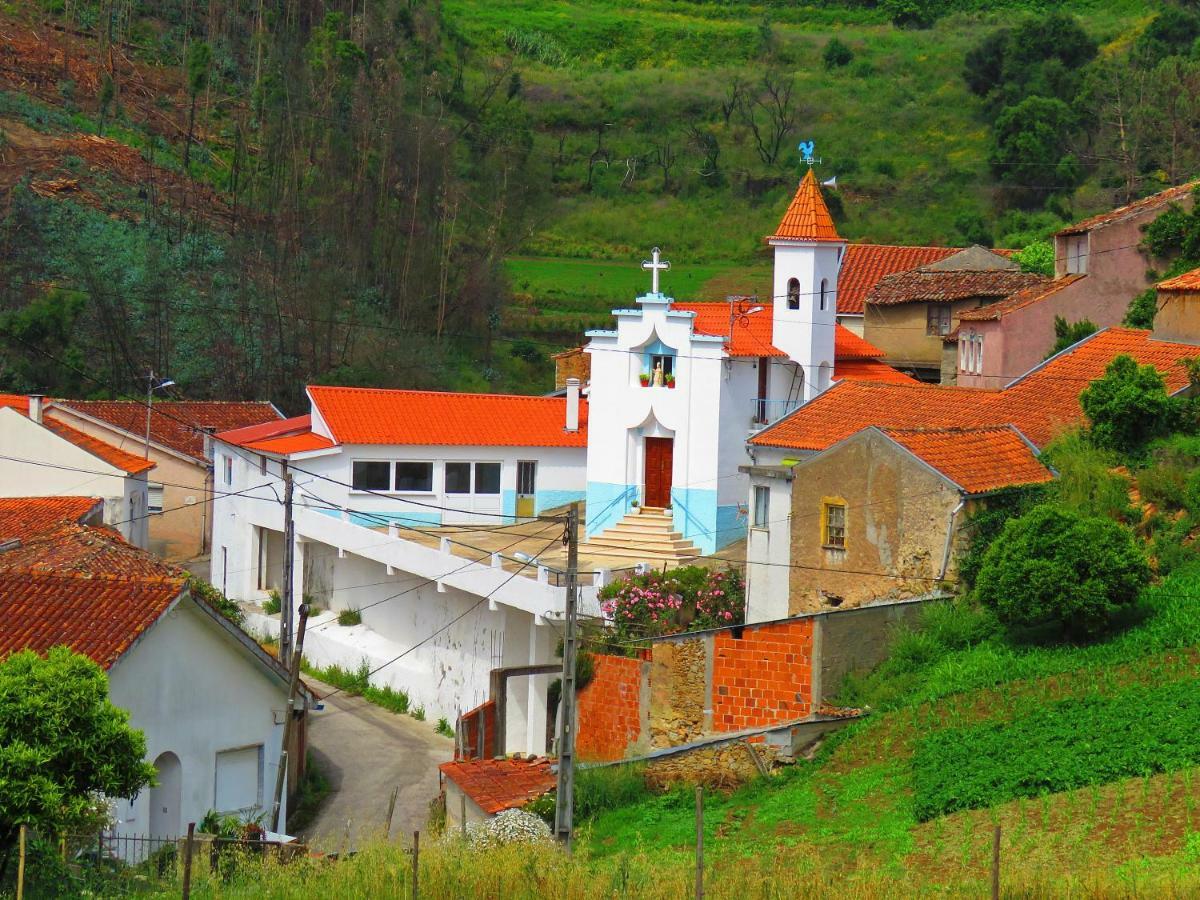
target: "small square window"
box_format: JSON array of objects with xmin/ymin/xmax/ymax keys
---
[
  {"xmin": 823, "ymin": 502, "xmax": 846, "ymax": 549},
  {"xmin": 222, "ymin": 455, "xmax": 233, "ymax": 486},
  {"xmin": 351, "ymin": 461, "xmax": 391, "ymax": 491},
  {"xmin": 395, "ymin": 462, "xmax": 433, "ymax": 492},
  {"xmin": 445, "ymin": 462, "xmax": 472, "ymax": 494},
  {"xmin": 753, "ymin": 485, "xmax": 770, "ymax": 528},
  {"xmin": 926, "ymin": 303, "xmax": 952, "ymax": 337},
  {"xmin": 474, "ymin": 463, "xmax": 501, "ymax": 495}
]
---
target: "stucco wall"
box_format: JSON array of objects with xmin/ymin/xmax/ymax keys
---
[
  {"xmin": 864, "ymin": 299, "xmax": 986, "ymax": 375},
  {"xmin": 109, "ymin": 599, "xmax": 288, "ymax": 837},
  {"xmin": 816, "ymin": 598, "xmax": 934, "ymax": 702},
  {"xmin": 788, "ymin": 430, "xmax": 960, "ymax": 613},
  {"xmin": 1153, "ymin": 288, "xmax": 1200, "ymax": 345}
]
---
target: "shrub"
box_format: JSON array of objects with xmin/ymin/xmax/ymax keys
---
[
  {"xmin": 263, "ymin": 590, "xmax": 282, "ymax": 615},
  {"xmin": 912, "ymin": 677, "xmax": 1200, "ymax": 820},
  {"xmin": 436, "ymin": 717, "xmax": 454, "ymax": 738},
  {"xmin": 1013, "ymin": 240, "xmax": 1053, "ymax": 276},
  {"xmin": 1047, "ymin": 315, "xmax": 1096, "ymax": 358},
  {"xmin": 974, "ymin": 504, "xmax": 1151, "ymax": 638},
  {"xmin": 1040, "ymin": 430, "xmax": 1135, "ymax": 522},
  {"xmin": 598, "ymin": 566, "xmax": 744, "ymax": 642},
  {"xmin": 411, "ymin": 705, "xmax": 426, "ymax": 721},
  {"xmin": 187, "ymin": 575, "xmax": 244, "ymax": 625},
  {"xmin": 1124, "ymin": 287, "xmax": 1157, "ymax": 328},
  {"xmin": 1080, "ymin": 354, "xmax": 1184, "ymax": 458},
  {"xmin": 822, "ymin": 38, "xmax": 854, "ymax": 70},
  {"xmin": 958, "ymin": 485, "xmax": 1048, "ymax": 588},
  {"xmin": 337, "ymin": 607, "xmax": 363, "ymax": 626}
]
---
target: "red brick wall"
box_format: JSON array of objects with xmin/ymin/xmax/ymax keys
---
[
  {"xmin": 457, "ymin": 699, "xmax": 497, "ymax": 761},
  {"xmin": 576, "ymin": 654, "xmax": 645, "ymax": 762},
  {"xmin": 712, "ymin": 619, "xmax": 814, "ymax": 732}
]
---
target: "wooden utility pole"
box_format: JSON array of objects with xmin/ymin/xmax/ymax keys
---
[
  {"xmin": 270, "ymin": 603, "xmax": 309, "ymax": 833},
  {"xmin": 182, "ymin": 822, "xmax": 195, "ymax": 899},
  {"xmin": 411, "ymin": 831, "xmax": 420, "ymax": 899},
  {"xmin": 16, "ymin": 824, "xmax": 26, "ymax": 900},
  {"xmin": 553, "ymin": 503, "xmax": 580, "ymax": 849},
  {"xmin": 991, "ymin": 825, "xmax": 1001, "ymax": 900},
  {"xmin": 281, "ymin": 463, "xmax": 295, "ymax": 664},
  {"xmin": 695, "ymin": 787, "xmax": 704, "ymax": 900}
]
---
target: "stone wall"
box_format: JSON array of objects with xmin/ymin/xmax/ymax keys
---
[
  {"xmin": 644, "ymin": 739, "xmax": 779, "ymax": 791},
  {"xmin": 650, "ymin": 638, "xmax": 708, "ymax": 747},
  {"xmin": 576, "ymin": 654, "xmax": 648, "ymax": 762}
]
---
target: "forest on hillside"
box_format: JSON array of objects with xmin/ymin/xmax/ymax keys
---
[{"xmin": 0, "ymin": 0, "xmax": 1197, "ymax": 409}]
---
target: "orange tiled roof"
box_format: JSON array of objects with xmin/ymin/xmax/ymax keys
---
[
  {"xmin": 674, "ymin": 302, "xmax": 889, "ymax": 361},
  {"xmin": 834, "ymin": 358, "xmax": 919, "ymax": 385},
  {"xmin": 41, "ymin": 417, "xmax": 156, "ymax": 476},
  {"xmin": 752, "ymin": 327, "xmax": 1200, "ymax": 451},
  {"xmin": 0, "ymin": 522, "xmax": 183, "ymax": 579},
  {"xmin": 216, "ymin": 415, "xmax": 336, "ymax": 456},
  {"xmin": 837, "ymin": 245, "xmax": 960, "ymax": 316},
  {"xmin": 0, "ymin": 496, "xmax": 103, "ymax": 543},
  {"xmin": 1057, "ymin": 181, "xmax": 1198, "ymax": 236},
  {"xmin": 1159, "ymin": 267, "xmax": 1200, "ymax": 292},
  {"xmin": 57, "ymin": 400, "xmax": 282, "ymax": 462},
  {"xmin": 958, "ymin": 274, "xmax": 1086, "ymax": 322},
  {"xmin": 0, "ymin": 393, "xmax": 29, "ymax": 413},
  {"xmin": 866, "ymin": 269, "xmax": 1048, "ymax": 306},
  {"xmin": 882, "ymin": 426, "xmax": 1053, "ymax": 495},
  {"xmin": 439, "ymin": 757, "xmax": 556, "ymax": 815},
  {"xmin": 768, "ymin": 170, "xmax": 843, "ymax": 243},
  {"xmin": 307, "ymin": 386, "xmax": 588, "ymax": 447}
]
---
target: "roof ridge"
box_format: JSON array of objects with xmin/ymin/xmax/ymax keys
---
[
  {"xmin": 768, "ymin": 169, "xmax": 843, "ymax": 243},
  {"xmin": 308, "ymin": 385, "xmax": 566, "ymax": 403}
]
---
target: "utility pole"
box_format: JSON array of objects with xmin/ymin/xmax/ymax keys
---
[
  {"xmin": 281, "ymin": 462, "xmax": 295, "ymax": 665},
  {"xmin": 271, "ymin": 602, "xmax": 308, "ymax": 833},
  {"xmin": 554, "ymin": 502, "xmax": 580, "ymax": 849}
]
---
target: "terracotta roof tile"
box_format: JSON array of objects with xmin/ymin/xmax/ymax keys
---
[
  {"xmin": 307, "ymin": 386, "xmax": 588, "ymax": 447},
  {"xmin": 768, "ymin": 170, "xmax": 843, "ymax": 243},
  {"xmin": 837, "ymin": 245, "xmax": 960, "ymax": 316},
  {"xmin": 1057, "ymin": 181, "xmax": 1198, "ymax": 236},
  {"xmin": 216, "ymin": 415, "xmax": 336, "ymax": 456},
  {"xmin": 834, "ymin": 358, "xmax": 920, "ymax": 385},
  {"xmin": 41, "ymin": 418, "xmax": 156, "ymax": 475},
  {"xmin": 673, "ymin": 302, "xmax": 890, "ymax": 361},
  {"xmin": 438, "ymin": 757, "xmax": 556, "ymax": 815},
  {"xmin": 0, "ymin": 394, "xmax": 29, "ymax": 413},
  {"xmin": 752, "ymin": 327, "xmax": 1200, "ymax": 451},
  {"xmin": 958, "ymin": 274, "xmax": 1086, "ymax": 321},
  {"xmin": 866, "ymin": 269, "xmax": 1048, "ymax": 306},
  {"xmin": 0, "ymin": 523, "xmax": 184, "ymax": 579},
  {"xmin": 882, "ymin": 426, "xmax": 1053, "ymax": 494},
  {"xmin": 57, "ymin": 401, "xmax": 282, "ymax": 462},
  {"xmin": 1159, "ymin": 267, "xmax": 1200, "ymax": 292},
  {"xmin": 0, "ymin": 497, "xmax": 103, "ymax": 542}
]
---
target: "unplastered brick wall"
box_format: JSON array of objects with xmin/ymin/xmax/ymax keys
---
[
  {"xmin": 457, "ymin": 699, "xmax": 497, "ymax": 761},
  {"xmin": 712, "ymin": 618, "xmax": 815, "ymax": 732},
  {"xmin": 576, "ymin": 654, "xmax": 648, "ymax": 762}
]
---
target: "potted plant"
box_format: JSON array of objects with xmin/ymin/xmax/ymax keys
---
[
  {"xmin": 639, "ymin": 373, "xmax": 651, "ymax": 387},
  {"xmin": 665, "ymin": 373, "xmax": 676, "ymax": 389}
]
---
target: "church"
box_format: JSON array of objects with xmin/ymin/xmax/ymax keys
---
[{"xmin": 583, "ymin": 170, "xmax": 912, "ymax": 554}]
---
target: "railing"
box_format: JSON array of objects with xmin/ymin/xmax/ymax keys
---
[{"xmin": 750, "ymin": 397, "xmax": 801, "ymax": 427}]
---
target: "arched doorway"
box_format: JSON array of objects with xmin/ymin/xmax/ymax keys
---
[{"xmin": 149, "ymin": 751, "xmax": 182, "ymax": 838}]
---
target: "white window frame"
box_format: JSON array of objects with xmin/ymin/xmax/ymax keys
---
[
  {"xmin": 753, "ymin": 485, "xmax": 770, "ymax": 529},
  {"xmin": 213, "ymin": 744, "xmax": 264, "ymax": 815},
  {"xmin": 222, "ymin": 455, "xmax": 233, "ymax": 486}
]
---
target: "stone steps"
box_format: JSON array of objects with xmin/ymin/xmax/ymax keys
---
[{"xmin": 582, "ymin": 508, "xmax": 701, "ymax": 563}]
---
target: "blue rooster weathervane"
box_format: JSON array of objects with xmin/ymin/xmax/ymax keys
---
[{"xmin": 798, "ymin": 140, "xmax": 821, "ymax": 166}]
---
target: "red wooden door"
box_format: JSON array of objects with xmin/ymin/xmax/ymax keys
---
[{"xmin": 644, "ymin": 437, "xmax": 674, "ymax": 508}]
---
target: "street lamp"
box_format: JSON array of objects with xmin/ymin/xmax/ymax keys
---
[{"xmin": 145, "ymin": 371, "xmax": 176, "ymax": 459}]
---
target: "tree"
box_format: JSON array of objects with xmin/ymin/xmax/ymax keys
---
[
  {"xmin": 738, "ymin": 71, "xmax": 799, "ymax": 167},
  {"xmin": 1133, "ymin": 7, "xmax": 1200, "ymax": 68},
  {"xmin": 1047, "ymin": 316, "xmax": 1097, "ymax": 358},
  {"xmin": 0, "ymin": 648, "xmax": 155, "ymax": 872},
  {"xmin": 1014, "ymin": 240, "xmax": 1054, "ymax": 275},
  {"xmin": 988, "ymin": 96, "xmax": 1082, "ymax": 206},
  {"xmin": 882, "ymin": 0, "xmax": 942, "ymax": 30},
  {"xmin": 183, "ymin": 40, "xmax": 212, "ymax": 171},
  {"xmin": 1124, "ymin": 288, "xmax": 1158, "ymax": 329},
  {"xmin": 1080, "ymin": 354, "xmax": 1183, "ymax": 456},
  {"xmin": 975, "ymin": 504, "xmax": 1151, "ymax": 637},
  {"xmin": 823, "ymin": 38, "xmax": 854, "ymax": 71}
]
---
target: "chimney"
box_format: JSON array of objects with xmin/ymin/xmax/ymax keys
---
[
  {"xmin": 565, "ymin": 378, "xmax": 580, "ymax": 433},
  {"xmin": 201, "ymin": 425, "xmax": 217, "ymax": 462},
  {"xmin": 28, "ymin": 394, "xmax": 43, "ymax": 424}
]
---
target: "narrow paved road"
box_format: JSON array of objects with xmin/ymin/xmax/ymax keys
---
[{"xmin": 299, "ymin": 678, "xmax": 453, "ymax": 852}]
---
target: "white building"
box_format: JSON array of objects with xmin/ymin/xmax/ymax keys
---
[
  {"xmin": 212, "ymin": 385, "xmax": 593, "ymax": 755},
  {"xmin": 0, "ymin": 398, "xmax": 153, "ymax": 548},
  {"xmin": 583, "ymin": 170, "xmax": 912, "ymax": 554},
  {"xmin": 0, "ymin": 502, "xmax": 312, "ymax": 840}
]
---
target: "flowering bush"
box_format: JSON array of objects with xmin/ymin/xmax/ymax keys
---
[
  {"xmin": 598, "ymin": 566, "xmax": 745, "ymax": 642},
  {"xmin": 464, "ymin": 808, "xmax": 552, "ymax": 848}
]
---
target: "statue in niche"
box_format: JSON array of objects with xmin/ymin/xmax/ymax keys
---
[{"xmin": 653, "ymin": 361, "xmax": 664, "ymax": 387}]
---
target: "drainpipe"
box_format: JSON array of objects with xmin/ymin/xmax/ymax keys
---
[{"xmin": 938, "ymin": 497, "xmax": 966, "ymax": 582}]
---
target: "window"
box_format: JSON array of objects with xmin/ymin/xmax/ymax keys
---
[
  {"xmin": 823, "ymin": 502, "xmax": 846, "ymax": 549},
  {"xmin": 148, "ymin": 482, "xmax": 164, "ymax": 514},
  {"xmin": 1065, "ymin": 234, "xmax": 1089, "ymax": 274},
  {"xmin": 650, "ymin": 353, "xmax": 674, "ymax": 377},
  {"xmin": 214, "ymin": 745, "xmax": 263, "ymax": 814},
  {"xmin": 222, "ymin": 455, "xmax": 233, "ymax": 486},
  {"xmin": 819, "ymin": 278, "xmax": 828, "ymax": 312},
  {"xmin": 394, "ymin": 461, "xmax": 434, "ymax": 492},
  {"xmin": 474, "ymin": 463, "xmax": 501, "ymax": 495},
  {"xmin": 787, "ymin": 277, "xmax": 801, "ymax": 310},
  {"xmin": 926, "ymin": 303, "xmax": 952, "ymax": 336},
  {"xmin": 517, "ymin": 460, "xmax": 537, "ymax": 495},
  {"xmin": 753, "ymin": 485, "xmax": 770, "ymax": 528},
  {"xmin": 351, "ymin": 460, "xmax": 391, "ymax": 491},
  {"xmin": 445, "ymin": 462, "xmax": 472, "ymax": 494}
]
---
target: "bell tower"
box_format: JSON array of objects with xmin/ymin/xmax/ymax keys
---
[{"xmin": 768, "ymin": 169, "xmax": 845, "ymax": 400}]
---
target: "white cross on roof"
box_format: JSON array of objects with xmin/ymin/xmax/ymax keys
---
[{"xmin": 641, "ymin": 247, "xmax": 670, "ymax": 295}]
